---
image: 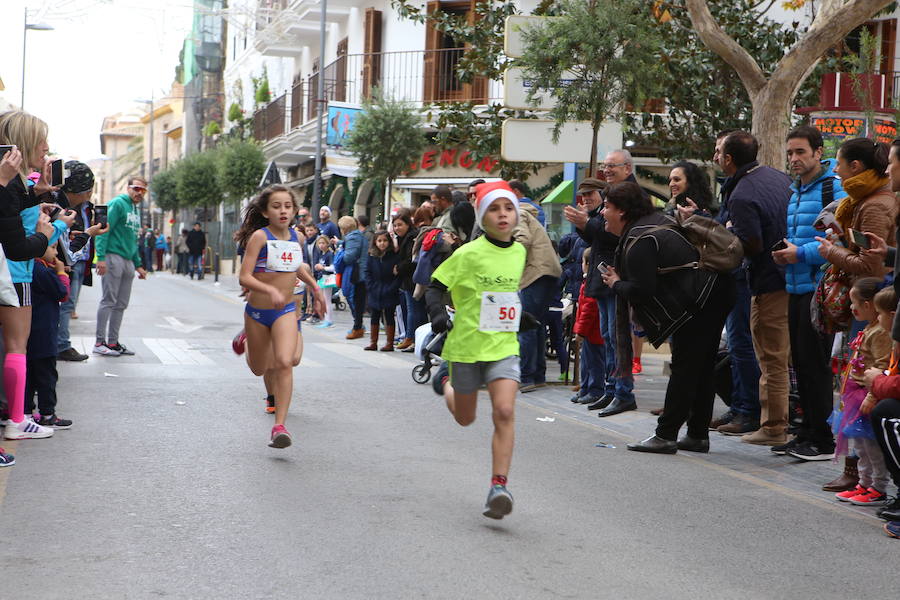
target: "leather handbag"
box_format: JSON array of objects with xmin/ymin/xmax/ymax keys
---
[{"xmin": 811, "ymin": 263, "xmax": 852, "ymax": 334}]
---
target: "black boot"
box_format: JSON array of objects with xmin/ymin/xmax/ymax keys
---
[{"xmin": 627, "ymin": 435, "xmax": 677, "ymax": 454}]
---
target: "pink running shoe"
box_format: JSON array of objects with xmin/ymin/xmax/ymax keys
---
[
  {"xmin": 269, "ymin": 424, "xmax": 292, "ymax": 449},
  {"xmin": 232, "ymin": 330, "xmax": 246, "ymax": 355}
]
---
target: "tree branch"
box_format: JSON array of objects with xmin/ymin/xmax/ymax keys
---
[{"xmin": 684, "ymin": 0, "xmax": 767, "ymax": 94}]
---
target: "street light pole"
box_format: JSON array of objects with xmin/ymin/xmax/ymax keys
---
[
  {"xmin": 20, "ymin": 8, "xmax": 54, "ymax": 110},
  {"xmin": 311, "ymin": 0, "xmax": 328, "ymax": 217}
]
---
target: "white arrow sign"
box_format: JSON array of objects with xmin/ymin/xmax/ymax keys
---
[{"xmin": 157, "ymin": 316, "xmax": 203, "ymax": 334}]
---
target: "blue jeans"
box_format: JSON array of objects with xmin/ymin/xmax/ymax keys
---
[
  {"xmin": 401, "ymin": 290, "xmax": 425, "ymax": 341},
  {"xmin": 547, "ymin": 308, "xmax": 568, "ymax": 372},
  {"xmin": 579, "ymin": 340, "xmax": 605, "ymax": 398},
  {"xmin": 725, "ymin": 274, "xmax": 760, "ymax": 417},
  {"xmin": 518, "ymin": 275, "xmax": 558, "ymax": 385},
  {"xmin": 596, "ymin": 293, "xmax": 635, "ymax": 401},
  {"xmin": 188, "ymin": 254, "xmax": 202, "ymax": 277},
  {"xmin": 57, "ymin": 261, "xmax": 86, "ymax": 353}
]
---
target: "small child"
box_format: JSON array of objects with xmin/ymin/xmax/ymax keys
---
[
  {"xmin": 571, "ymin": 247, "xmax": 605, "ymax": 406},
  {"xmin": 312, "ymin": 235, "xmax": 336, "ymax": 328},
  {"xmin": 364, "ymin": 231, "xmax": 401, "ymax": 351},
  {"xmin": 426, "ymin": 181, "xmax": 528, "ymax": 519},
  {"xmin": 833, "ymin": 278, "xmax": 894, "ymax": 506},
  {"xmin": 25, "ymin": 243, "xmax": 72, "ymax": 429}
]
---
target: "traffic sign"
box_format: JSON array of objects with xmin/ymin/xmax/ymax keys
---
[
  {"xmin": 503, "ymin": 67, "xmax": 577, "ymax": 110},
  {"xmin": 503, "ymin": 15, "xmax": 560, "ymax": 58},
  {"xmin": 500, "ymin": 119, "xmax": 623, "ymax": 163}
]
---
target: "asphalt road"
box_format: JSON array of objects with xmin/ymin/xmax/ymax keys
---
[{"xmin": 0, "ymin": 270, "xmax": 895, "ymax": 599}]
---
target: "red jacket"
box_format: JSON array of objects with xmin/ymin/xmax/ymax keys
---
[
  {"xmin": 872, "ymin": 372, "xmax": 900, "ymax": 400},
  {"xmin": 573, "ymin": 282, "xmax": 604, "ymax": 345}
]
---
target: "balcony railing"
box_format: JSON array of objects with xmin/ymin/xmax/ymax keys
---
[
  {"xmin": 256, "ymin": 0, "xmax": 288, "ymax": 31},
  {"xmin": 250, "ymin": 48, "xmax": 504, "ymax": 144}
]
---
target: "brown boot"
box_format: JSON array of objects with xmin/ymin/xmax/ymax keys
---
[
  {"xmin": 822, "ymin": 456, "xmax": 859, "ymax": 492},
  {"xmin": 346, "ymin": 328, "xmax": 365, "ymax": 340},
  {"xmin": 396, "ymin": 338, "xmax": 414, "ymax": 351},
  {"xmin": 380, "ymin": 326, "xmax": 395, "ymax": 352},
  {"xmin": 364, "ymin": 326, "xmax": 379, "ymax": 351}
]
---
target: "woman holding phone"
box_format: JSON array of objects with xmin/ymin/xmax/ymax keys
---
[{"xmin": 0, "ymin": 111, "xmax": 75, "ymax": 439}]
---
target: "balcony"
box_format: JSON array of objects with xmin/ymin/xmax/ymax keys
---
[
  {"xmin": 254, "ymin": 0, "xmax": 350, "ymax": 57},
  {"xmin": 251, "ymin": 48, "xmax": 504, "ymax": 145},
  {"xmin": 797, "ymin": 71, "xmax": 899, "ymax": 115}
]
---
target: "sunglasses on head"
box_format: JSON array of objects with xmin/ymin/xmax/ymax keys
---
[{"xmin": 130, "ymin": 185, "xmax": 147, "ymax": 192}]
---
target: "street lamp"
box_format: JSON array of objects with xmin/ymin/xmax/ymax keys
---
[
  {"xmin": 21, "ymin": 8, "xmax": 54, "ymax": 109},
  {"xmin": 135, "ymin": 96, "xmax": 155, "ymax": 228}
]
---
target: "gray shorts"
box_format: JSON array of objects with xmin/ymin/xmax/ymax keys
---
[{"xmin": 449, "ymin": 356, "xmax": 520, "ymax": 395}]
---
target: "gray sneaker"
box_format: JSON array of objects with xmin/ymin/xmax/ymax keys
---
[
  {"xmin": 92, "ymin": 343, "xmax": 120, "ymax": 357},
  {"xmin": 107, "ymin": 343, "xmax": 135, "ymax": 356},
  {"xmin": 483, "ymin": 485, "xmax": 514, "ymax": 520}
]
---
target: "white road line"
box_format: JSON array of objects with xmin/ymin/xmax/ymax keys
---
[
  {"xmin": 143, "ymin": 338, "xmax": 181, "ymax": 364},
  {"xmin": 313, "ymin": 342, "xmax": 410, "ymax": 370},
  {"xmin": 166, "ymin": 338, "xmax": 215, "ymax": 365}
]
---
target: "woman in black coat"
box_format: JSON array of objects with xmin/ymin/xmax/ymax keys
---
[
  {"xmin": 600, "ymin": 182, "xmax": 735, "ymax": 455},
  {"xmin": 392, "ymin": 210, "xmax": 420, "ymax": 350}
]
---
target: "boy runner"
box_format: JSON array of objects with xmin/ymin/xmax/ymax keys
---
[{"xmin": 427, "ymin": 181, "xmax": 530, "ymax": 519}]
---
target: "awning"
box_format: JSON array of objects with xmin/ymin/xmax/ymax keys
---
[{"xmin": 541, "ymin": 180, "xmax": 574, "ymax": 204}]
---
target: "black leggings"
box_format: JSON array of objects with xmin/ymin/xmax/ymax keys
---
[
  {"xmin": 370, "ymin": 308, "xmax": 395, "ymax": 329},
  {"xmin": 872, "ymin": 397, "xmax": 900, "ymax": 488}
]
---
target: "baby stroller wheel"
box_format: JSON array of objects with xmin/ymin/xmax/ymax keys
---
[{"xmin": 412, "ymin": 363, "xmax": 431, "ymax": 384}]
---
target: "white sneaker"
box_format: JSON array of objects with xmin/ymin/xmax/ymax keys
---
[
  {"xmin": 93, "ymin": 343, "xmax": 121, "ymax": 357},
  {"xmin": 4, "ymin": 418, "xmax": 54, "ymax": 440}
]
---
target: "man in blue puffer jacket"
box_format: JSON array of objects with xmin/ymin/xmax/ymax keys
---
[{"xmin": 773, "ymin": 125, "xmax": 847, "ymax": 461}]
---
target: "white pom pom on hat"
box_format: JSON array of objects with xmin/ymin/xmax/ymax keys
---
[{"xmin": 474, "ymin": 181, "xmax": 519, "ymax": 228}]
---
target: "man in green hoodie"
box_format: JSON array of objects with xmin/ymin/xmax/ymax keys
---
[{"xmin": 93, "ymin": 176, "xmax": 148, "ymax": 356}]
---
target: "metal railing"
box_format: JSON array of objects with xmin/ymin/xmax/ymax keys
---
[
  {"xmin": 256, "ymin": 0, "xmax": 288, "ymax": 31},
  {"xmin": 250, "ymin": 48, "xmax": 504, "ymax": 143}
]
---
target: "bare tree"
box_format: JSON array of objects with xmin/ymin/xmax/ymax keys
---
[{"xmin": 685, "ymin": 0, "xmax": 893, "ymax": 167}]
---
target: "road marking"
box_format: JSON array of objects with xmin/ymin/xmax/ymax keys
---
[
  {"xmin": 314, "ymin": 342, "xmax": 411, "ymax": 370},
  {"xmin": 143, "ymin": 338, "xmax": 215, "ymax": 366},
  {"xmin": 157, "ymin": 316, "xmax": 203, "ymax": 334}
]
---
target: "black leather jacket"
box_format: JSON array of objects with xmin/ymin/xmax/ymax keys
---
[{"xmin": 612, "ymin": 212, "xmax": 718, "ymax": 346}]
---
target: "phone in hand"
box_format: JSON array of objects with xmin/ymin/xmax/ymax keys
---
[
  {"xmin": 770, "ymin": 239, "xmax": 788, "ymax": 252},
  {"xmin": 815, "ymin": 212, "xmax": 843, "ymax": 234},
  {"xmin": 49, "ymin": 159, "xmax": 65, "ymax": 187},
  {"xmin": 849, "ymin": 228, "xmax": 870, "ymax": 249},
  {"xmin": 0, "ymin": 145, "xmax": 14, "ymax": 161},
  {"xmin": 597, "ymin": 261, "xmax": 611, "ymax": 275},
  {"xmin": 93, "ymin": 205, "xmax": 108, "ymax": 227},
  {"xmin": 48, "ymin": 206, "xmax": 61, "ymax": 220}
]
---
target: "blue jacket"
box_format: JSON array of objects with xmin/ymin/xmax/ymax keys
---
[
  {"xmin": 785, "ymin": 159, "xmax": 847, "ymax": 295},
  {"xmin": 520, "ymin": 198, "xmax": 545, "ymax": 227},
  {"xmin": 342, "ymin": 229, "xmax": 368, "ymax": 280},
  {"xmin": 155, "ymin": 234, "xmax": 168, "ymax": 251},
  {"xmin": 365, "ymin": 252, "xmax": 401, "ymax": 310},
  {"xmin": 28, "ymin": 260, "xmax": 67, "ymax": 359},
  {"xmin": 317, "ymin": 220, "xmax": 340, "ymax": 240}
]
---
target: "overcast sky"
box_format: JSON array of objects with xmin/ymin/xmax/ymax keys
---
[{"xmin": 0, "ymin": 0, "xmax": 194, "ymax": 161}]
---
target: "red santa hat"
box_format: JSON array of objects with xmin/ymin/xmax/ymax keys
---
[{"xmin": 474, "ymin": 181, "xmax": 519, "ymax": 229}]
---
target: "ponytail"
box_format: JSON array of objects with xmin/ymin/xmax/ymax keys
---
[{"xmin": 838, "ymin": 137, "xmax": 890, "ymax": 174}]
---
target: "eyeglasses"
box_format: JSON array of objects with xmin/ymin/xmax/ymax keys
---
[
  {"xmin": 600, "ymin": 162, "xmax": 628, "ymax": 170},
  {"xmin": 130, "ymin": 185, "xmax": 147, "ymax": 192}
]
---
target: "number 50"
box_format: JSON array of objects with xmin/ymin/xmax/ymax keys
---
[{"xmin": 499, "ymin": 306, "xmax": 516, "ymax": 320}]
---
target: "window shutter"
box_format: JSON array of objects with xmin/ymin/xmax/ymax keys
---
[{"xmin": 363, "ymin": 8, "xmax": 383, "ymax": 99}]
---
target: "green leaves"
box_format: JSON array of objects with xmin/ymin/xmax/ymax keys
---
[
  {"xmin": 175, "ymin": 151, "xmax": 222, "ymax": 209},
  {"xmin": 150, "ymin": 167, "xmax": 179, "ymax": 212},
  {"xmin": 217, "ymin": 140, "xmax": 266, "ymax": 202},
  {"xmin": 344, "ymin": 89, "xmax": 427, "ymax": 187}
]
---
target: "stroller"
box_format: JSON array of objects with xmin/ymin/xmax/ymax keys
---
[{"xmin": 411, "ymin": 322, "xmax": 446, "ymax": 384}]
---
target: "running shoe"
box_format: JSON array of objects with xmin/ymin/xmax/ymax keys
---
[
  {"xmin": 836, "ymin": 484, "xmax": 867, "ymax": 502},
  {"xmin": 771, "ymin": 437, "xmax": 800, "ymax": 456},
  {"xmin": 107, "ymin": 343, "xmax": 135, "ymax": 356},
  {"xmin": 314, "ymin": 321, "xmax": 334, "ymax": 329},
  {"xmin": 269, "ymin": 424, "xmax": 292, "ymax": 449},
  {"xmin": 4, "ymin": 418, "xmax": 54, "ymax": 440},
  {"xmin": 432, "ymin": 362, "xmax": 449, "ymax": 396},
  {"xmin": 632, "ymin": 358, "xmax": 642, "ymax": 375},
  {"xmin": 884, "ymin": 521, "xmax": 900, "ymax": 538},
  {"xmin": 92, "ymin": 342, "xmax": 120, "ymax": 357},
  {"xmin": 0, "ymin": 447, "xmax": 14, "ymax": 467},
  {"xmin": 265, "ymin": 395, "xmax": 275, "ymax": 414},
  {"xmin": 36, "ymin": 414, "xmax": 72, "ymax": 430},
  {"xmin": 483, "ymin": 484, "xmax": 514, "ymax": 519},
  {"xmin": 232, "ymin": 330, "xmax": 246, "ymax": 355},
  {"xmin": 848, "ymin": 487, "xmax": 888, "ymax": 506}
]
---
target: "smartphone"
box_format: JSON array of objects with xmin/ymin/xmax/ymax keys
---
[
  {"xmin": 93, "ymin": 205, "xmax": 108, "ymax": 227},
  {"xmin": 0, "ymin": 145, "xmax": 14, "ymax": 160},
  {"xmin": 815, "ymin": 212, "xmax": 843, "ymax": 234},
  {"xmin": 597, "ymin": 261, "xmax": 611, "ymax": 275},
  {"xmin": 850, "ymin": 228, "xmax": 870, "ymax": 249},
  {"xmin": 49, "ymin": 159, "xmax": 65, "ymax": 187},
  {"xmin": 48, "ymin": 206, "xmax": 61, "ymax": 220},
  {"xmin": 770, "ymin": 239, "xmax": 788, "ymax": 252}
]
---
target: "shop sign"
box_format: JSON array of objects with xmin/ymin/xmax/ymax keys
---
[
  {"xmin": 811, "ymin": 112, "xmax": 897, "ymax": 145},
  {"xmin": 326, "ymin": 102, "xmax": 363, "ymax": 147},
  {"xmin": 406, "ymin": 148, "xmax": 500, "ymax": 174}
]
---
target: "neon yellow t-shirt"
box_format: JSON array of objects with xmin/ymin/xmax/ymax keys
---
[{"xmin": 432, "ymin": 236, "xmax": 526, "ymax": 363}]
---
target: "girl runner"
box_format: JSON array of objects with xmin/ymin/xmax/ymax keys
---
[{"xmin": 234, "ymin": 185, "xmax": 325, "ymax": 448}]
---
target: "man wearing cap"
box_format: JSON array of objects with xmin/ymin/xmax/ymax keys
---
[
  {"xmin": 93, "ymin": 176, "xmax": 148, "ymax": 357},
  {"xmin": 564, "ymin": 177, "xmax": 637, "ymax": 417},
  {"xmin": 57, "ymin": 161, "xmax": 108, "ymax": 361},
  {"xmin": 317, "ymin": 206, "xmax": 340, "ymax": 240}
]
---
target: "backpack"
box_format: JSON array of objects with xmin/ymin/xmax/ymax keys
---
[{"xmin": 626, "ymin": 213, "xmax": 744, "ymax": 274}]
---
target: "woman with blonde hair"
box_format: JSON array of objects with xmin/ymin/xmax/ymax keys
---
[{"xmin": 0, "ymin": 111, "xmax": 74, "ymax": 440}]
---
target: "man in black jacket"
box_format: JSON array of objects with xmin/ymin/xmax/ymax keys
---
[
  {"xmin": 186, "ymin": 222, "xmax": 206, "ymax": 280},
  {"xmin": 564, "ymin": 176, "xmax": 636, "ymax": 417}
]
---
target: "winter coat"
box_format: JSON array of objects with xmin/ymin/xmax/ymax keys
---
[
  {"xmin": 175, "ymin": 234, "xmax": 189, "ymax": 254},
  {"xmin": 365, "ymin": 251, "xmax": 401, "ymax": 310},
  {"xmin": 513, "ymin": 203, "xmax": 562, "ymax": 289},
  {"xmin": 573, "ymin": 281, "xmax": 603, "ymax": 345},
  {"xmin": 821, "ymin": 183, "xmax": 897, "ymax": 279},
  {"xmin": 186, "ymin": 230, "xmax": 206, "ymax": 256},
  {"xmin": 393, "ymin": 227, "xmax": 418, "ymax": 292},
  {"xmin": 785, "ymin": 159, "xmax": 847, "ymax": 295},
  {"xmin": 578, "ymin": 206, "xmax": 620, "ymax": 299},
  {"xmin": 342, "ymin": 229, "xmax": 368, "ymax": 282},
  {"xmin": 28, "ymin": 260, "xmax": 69, "ymax": 359}
]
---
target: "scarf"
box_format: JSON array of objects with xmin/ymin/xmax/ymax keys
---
[{"xmin": 835, "ymin": 169, "xmax": 890, "ymax": 234}]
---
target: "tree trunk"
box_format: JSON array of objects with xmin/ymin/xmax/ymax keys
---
[
  {"xmin": 588, "ymin": 124, "xmax": 599, "ymax": 178},
  {"xmin": 385, "ymin": 178, "xmax": 393, "ymax": 222},
  {"xmin": 750, "ymin": 84, "xmax": 793, "ymax": 170}
]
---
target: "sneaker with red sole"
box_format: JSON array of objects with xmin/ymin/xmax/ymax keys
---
[
  {"xmin": 632, "ymin": 358, "xmax": 642, "ymax": 375},
  {"xmin": 269, "ymin": 424, "xmax": 292, "ymax": 448},
  {"xmin": 232, "ymin": 330, "xmax": 246, "ymax": 355},
  {"xmin": 265, "ymin": 395, "xmax": 275, "ymax": 414},
  {"xmin": 848, "ymin": 487, "xmax": 889, "ymax": 506},
  {"xmin": 836, "ymin": 484, "xmax": 867, "ymax": 502}
]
